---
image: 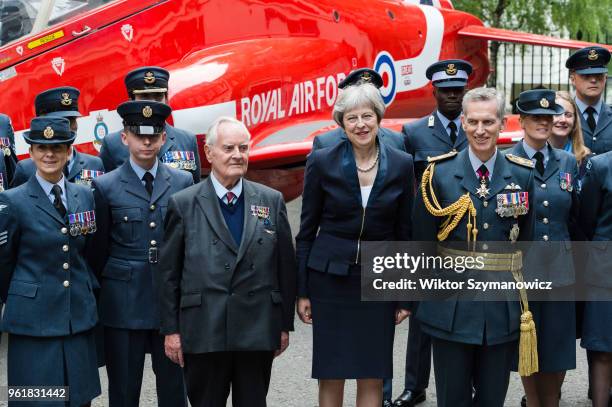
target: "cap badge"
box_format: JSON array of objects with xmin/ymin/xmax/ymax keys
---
[
  {"xmin": 361, "ymin": 72, "xmax": 372, "ymax": 82},
  {"xmin": 588, "ymin": 49, "xmax": 599, "ymax": 61},
  {"xmin": 445, "ymin": 63, "xmax": 457, "ymax": 75},
  {"xmin": 60, "ymin": 92, "xmax": 72, "ymax": 106},
  {"xmin": 43, "ymin": 126, "xmax": 55, "ymax": 139},
  {"xmin": 144, "ymin": 71, "xmax": 156, "ymax": 84},
  {"xmin": 142, "ymin": 106, "xmax": 153, "ymax": 118},
  {"xmin": 539, "ymin": 98, "xmax": 550, "ymax": 108}
]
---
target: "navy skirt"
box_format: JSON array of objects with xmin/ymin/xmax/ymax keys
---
[
  {"xmin": 8, "ymin": 329, "xmax": 101, "ymax": 406},
  {"xmin": 309, "ymin": 265, "xmax": 396, "ymax": 379},
  {"xmin": 581, "ymin": 286, "xmax": 612, "ymax": 352},
  {"xmin": 529, "ymin": 300, "xmax": 576, "ymax": 372}
]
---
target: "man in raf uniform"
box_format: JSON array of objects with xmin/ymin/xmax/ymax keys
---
[
  {"xmin": 566, "ymin": 46, "xmax": 611, "ymax": 155},
  {"xmin": 11, "ymin": 86, "xmax": 105, "ymax": 188},
  {"xmin": 391, "ymin": 59, "xmax": 472, "ymax": 407},
  {"xmin": 312, "ymin": 68, "xmax": 405, "ymax": 152},
  {"xmin": 88, "ymin": 101, "xmax": 192, "ymax": 406},
  {"xmin": 0, "ymin": 114, "xmax": 18, "ymax": 187},
  {"xmin": 99, "ymin": 66, "xmax": 201, "ymax": 183},
  {"xmin": 413, "ymin": 87, "xmax": 536, "ymax": 407}
]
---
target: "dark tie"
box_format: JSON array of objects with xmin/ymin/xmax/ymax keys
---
[
  {"xmin": 534, "ymin": 151, "xmax": 545, "ymax": 176},
  {"xmin": 477, "ymin": 164, "xmax": 489, "ymax": 185},
  {"xmin": 142, "ymin": 172, "xmax": 154, "ymax": 196},
  {"xmin": 51, "ymin": 184, "xmax": 66, "ymax": 218},
  {"xmin": 448, "ymin": 121, "xmax": 457, "ymax": 145},
  {"xmin": 585, "ymin": 106, "xmax": 597, "ymax": 132},
  {"xmin": 226, "ymin": 191, "xmax": 236, "ymax": 207}
]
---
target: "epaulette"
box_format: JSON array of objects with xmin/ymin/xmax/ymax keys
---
[
  {"xmin": 505, "ymin": 154, "xmax": 535, "ymax": 168},
  {"xmin": 427, "ymin": 150, "xmax": 458, "ymax": 163}
]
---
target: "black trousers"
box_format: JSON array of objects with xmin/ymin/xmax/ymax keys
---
[
  {"xmin": 183, "ymin": 351, "xmax": 275, "ymax": 407},
  {"xmin": 104, "ymin": 327, "xmax": 186, "ymax": 407}
]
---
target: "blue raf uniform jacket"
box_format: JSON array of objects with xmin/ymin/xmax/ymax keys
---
[
  {"xmin": 11, "ymin": 149, "xmax": 105, "ymax": 188},
  {"xmin": 580, "ymin": 102, "xmax": 612, "ymax": 155},
  {"xmin": 413, "ymin": 149, "xmax": 536, "ymax": 345},
  {"xmin": 0, "ymin": 151, "xmax": 7, "ymax": 191},
  {"xmin": 0, "ymin": 178, "xmax": 98, "ymax": 336},
  {"xmin": 89, "ymin": 161, "xmax": 193, "ymax": 329},
  {"xmin": 0, "ymin": 113, "xmax": 18, "ymax": 183},
  {"xmin": 99, "ymin": 123, "xmax": 201, "ymax": 183},
  {"xmin": 312, "ymin": 127, "xmax": 406, "ymax": 152},
  {"xmin": 507, "ymin": 142, "xmax": 579, "ymax": 287},
  {"xmin": 403, "ymin": 110, "xmax": 468, "ymax": 181},
  {"xmin": 296, "ymin": 138, "xmax": 414, "ymax": 297}
]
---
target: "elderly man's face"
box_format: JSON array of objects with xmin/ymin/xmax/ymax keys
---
[{"xmin": 205, "ymin": 122, "xmax": 250, "ymax": 188}]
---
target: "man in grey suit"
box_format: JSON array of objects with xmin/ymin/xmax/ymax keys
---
[{"xmin": 159, "ymin": 116, "xmax": 297, "ymax": 407}]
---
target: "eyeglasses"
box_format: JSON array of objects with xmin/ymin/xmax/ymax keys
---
[
  {"xmin": 344, "ymin": 112, "xmax": 377, "ymax": 126},
  {"xmin": 554, "ymin": 112, "xmax": 575, "ymax": 119}
]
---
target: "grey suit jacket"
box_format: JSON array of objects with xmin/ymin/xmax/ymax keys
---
[{"xmin": 158, "ymin": 176, "xmax": 297, "ymax": 353}]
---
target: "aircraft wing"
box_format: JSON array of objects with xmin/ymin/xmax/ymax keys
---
[{"xmin": 458, "ymin": 25, "xmax": 612, "ymax": 51}]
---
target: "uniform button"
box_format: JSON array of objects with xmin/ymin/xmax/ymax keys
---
[
  {"xmin": 61, "ymin": 227, "xmax": 68, "ymax": 234},
  {"xmin": 62, "ymin": 245, "xmax": 69, "ymax": 252},
  {"xmin": 63, "ymin": 263, "xmax": 69, "ymax": 270},
  {"xmin": 483, "ymin": 201, "xmax": 488, "ymax": 208},
  {"xmin": 150, "ymin": 204, "xmax": 156, "ymax": 211},
  {"xmin": 543, "ymin": 235, "xmax": 549, "ymax": 241},
  {"xmin": 149, "ymin": 222, "xmax": 156, "ymax": 229},
  {"xmin": 124, "ymin": 216, "xmax": 129, "ymax": 222},
  {"xmin": 540, "ymin": 183, "xmax": 547, "ymax": 189},
  {"xmin": 63, "ymin": 280, "xmax": 70, "ymax": 288},
  {"xmin": 543, "ymin": 218, "xmax": 549, "ymax": 224},
  {"xmin": 593, "ymin": 137, "xmax": 597, "ymax": 141},
  {"xmin": 150, "ymin": 240, "xmax": 157, "ymax": 246},
  {"xmin": 483, "ymin": 223, "xmax": 489, "ymax": 230},
  {"xmin": 258, "ymin": 238, "xmax": 263, "ymax": 244},
  {"xmin": 224, "ymin": 263, "xmax": 230, "ymax": 270},
  {"xmin": 543, "ymin": 201, "xmax": 549, "ymax": 207},
  {"xmin": 482, "ymin": 244, "xmax": 489, "ymax": 251}
]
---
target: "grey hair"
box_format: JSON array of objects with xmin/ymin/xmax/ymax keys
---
[
  {"xmin": 462, "ymin": 87, "xmax": 506, "ymax": 121},
  {"xmin": 332, "ymin": 83, "xmax": 386, "ymax": 128},
  {"xmin": 206, "ymin": 116, "xmax": 251, "ymax": 146}
]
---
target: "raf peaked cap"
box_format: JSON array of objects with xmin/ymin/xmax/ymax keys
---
[
  {"xmin": 23, "ymin": 117, "xmax": 76, "ymax": 145},
  {"xmin": 426, "ymin": 59, "xmax": 473, "ymax": 88},
  {"xmin": 516, "ymin": 89, "xmax": 564, "ymax": 115},
  {"xmin": 117, "ymin": 101, "xmax": 171, "ymax": 135},
  {"xmin": 35, "ymin": 86, "xmax": 81, "ymax": 118},
  {"xmin": 339, "ymin": 68, "xmax": 384, "ymax": 89},
  {"xmin": 124, "ymin": 66, "xmax": 169, "ymax": 97},
  {"xmin": 566, "ymin": 46, "xmax": 610, "ymax": 74}
]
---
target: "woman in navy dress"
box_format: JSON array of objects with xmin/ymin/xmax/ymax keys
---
[{"xmin": 296, "ymin": 75, "xmax": 414, "ymax": 407}]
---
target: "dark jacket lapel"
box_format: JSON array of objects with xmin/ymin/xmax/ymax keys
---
[
  {"xmin": 457, "ymin": 149, "xmax": 480, "ymax": 196},
  {"xmin": 341, "ymin": 140, "xmax": 362, "ymax": 206},
  {"xmin": 236, "ymin": 180, "xmax": 258, "ymax": 264},
  {"xmin": 195, "ymin": 177, "xmax": 238, "ymax": 253},
  {"xmin": 488, "ymin": 150, "xmax": 514, "ymax": 197},
  {"xmin": 431, "ymin": 111, "xmax": 453, "ymax": 148},
  {"xmin": 150, "ymin": 163, "xmax": 171, "ymax": 204},
  {"xmin": 67, "ymin": 149, "xmax": 85, "ymax": 181},
  {"xmin": 541, "ymin": 145, "xmax": 560, "ymax": 182},
  {"xmin": 159, "ymin": 124, "xmax": 177, "ymax": 158},
  {"xmin": 27, "ymin": 177, "xmax": 66, "ymax": 225},
  {"xmin": 366, "ymin": 140, "xmax": 388, "ymax": 208},
  {"xmin": 595, "ymin": 104, "xmax": 612, "ymax": 137},
  {"xmin": 119, "ymin": 162, "xmax": 151, "ymax": 202}
]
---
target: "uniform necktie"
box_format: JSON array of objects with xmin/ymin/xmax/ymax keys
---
[
  {"xmin": 534, "ymin": 151, "xmax": 545, "ymax": 176},
  {"xmin": 51, "ymin": 184, "xmax": 66, "ymax": 218},
  {"xmin": 585, "ymin": 106, "xmax": 597, "ymax": 132},
  {"xmin": 448, "ymin": 121, "xmax": 457, "ymax": 145},
  {"xmin": 477, "ymin": 164, "xmax": 489, "ymax": 185},
  {"xmin": 142, "ymin": 172, "xmax": 154, "ymax": 196},
  {"xmin": 226, "ymin": 191, "xmax": 236, "ymax": 207}
]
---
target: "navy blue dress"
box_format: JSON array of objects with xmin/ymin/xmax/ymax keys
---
[{"xmin": 296, "ymin": 137, "xmax": 414, "ymax": 379}]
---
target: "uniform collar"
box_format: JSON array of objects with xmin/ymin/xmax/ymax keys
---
[
  {"xmin": 35, "ymin": 172, "xmax": 67, "ymax": 203},
  {"xmin": 436, "ymin": 110, "xmax": 461, "ymax": 135},
  {"xmin": 468, "ymin": 146, "xmax": 497, "ymax": 178},
  {"xmin": 521, "ymin": 140, "xmax": 549, "ymax": 165},
  {"xmin": 129, "ymin": 157, "xmax": 159, "ymax": 180},
  {"xmin": 575, "ymin": 96, "xmax": 603, "ymax": 116},
  {"xmin": 210, "ymin": 170, "xmax": 243, "ymax": 201}
]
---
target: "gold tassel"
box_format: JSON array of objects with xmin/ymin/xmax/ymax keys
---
[{"xmin": 518, "ymin": 310, "xmax": 539, "ymax": 376}]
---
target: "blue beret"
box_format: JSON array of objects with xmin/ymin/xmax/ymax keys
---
[
  {"xmin": 426, "ymin": 59, "xmax": 472, "ymax": 88},
  {"xmin": 117, "ymin": 101, "xmax": 171, "ymax": 135},
  {"xmin": 516, "ymin": 89, "xmax": 564, "ymax": 115},
  {"xmin": 124, "ymin": 66, "xmax": 169, "ymax": 98},
  {"xmin": 23, "ymin": 117, "xmax": 75, "ymax": 145},
  {"xmin": 35, "ymin": 86, "xmax": 81, "ymax": 118},
  {"xmin": 566, "ymin": 46, "xmax": 610, "ymax": 74}
]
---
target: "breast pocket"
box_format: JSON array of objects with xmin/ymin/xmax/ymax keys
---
[{"xmin": 111, "ymin": 207, "xmax": 143, "ymax": 244}]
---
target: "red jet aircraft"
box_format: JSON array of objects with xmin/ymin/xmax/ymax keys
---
[{"xmin": 0, "ymin": 0, "xmax": 610, "ymax": 200}]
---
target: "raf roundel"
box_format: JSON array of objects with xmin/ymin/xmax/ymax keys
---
[{"xmin": 374, "ymin": 51, "xmax": 397, "ymax": 106}]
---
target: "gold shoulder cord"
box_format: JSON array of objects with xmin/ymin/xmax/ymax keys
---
[{"xmin": 421, "ymin": 162, "xmax": 478, "ymax": 248}]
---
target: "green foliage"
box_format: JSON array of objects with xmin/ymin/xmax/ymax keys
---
[{"xmin": 454, "ymin": 0, "xmax": 611, "ymax": 41}]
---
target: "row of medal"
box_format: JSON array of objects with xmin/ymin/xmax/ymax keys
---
[
  {"xmin": 74, "ymin": 169, "xmax": 105, "ymax": 187},
  {"xmin": 68, "ymin": 210, "xmax": 97, "ymax": 236},
  {"xmin": 0, "ymin": 173, "xmax": 4, "ymax": 192},
  {"xmin": 0, "ymin": 138, "xmax": 11, "ymax": 156},
  {"xmin": 250, "ymin": 204, "xmax": 271, "ymax": 226},
  {"xmin": 495, "ymin": 192, "xmax": 529, "ymax": 218},
  {"xmin": 162, "ymin": 151, "xmax": 197, "ymax": 171}
]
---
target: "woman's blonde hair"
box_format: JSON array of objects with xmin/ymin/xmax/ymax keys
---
[{"xmin": 556, "ymin": 91, "xmax": 590, "ymax": 165}]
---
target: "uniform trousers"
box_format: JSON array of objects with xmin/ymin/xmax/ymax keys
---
[
  {"xmin": 431, "ymin": 337, "xmax": 516, "ymax": 407},
  {"xmin": 183, "ymin": 351, "xmax": 275, "ymax": 407},
  {"xmin": 104, "ymin": 327, "xmax": 186, "ymax": 407}
]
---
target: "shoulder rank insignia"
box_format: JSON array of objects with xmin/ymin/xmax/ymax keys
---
[
  {"xmin": 428, "ymin": 115, "xmax": 435, "ymax": 128},
  {"xmin": 505, "ymin": 154, "xmax": 535, "ymax": 168},
  {"xmin": 427, "ymin": 150, "xmax": 458, "ymax": 163}
]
